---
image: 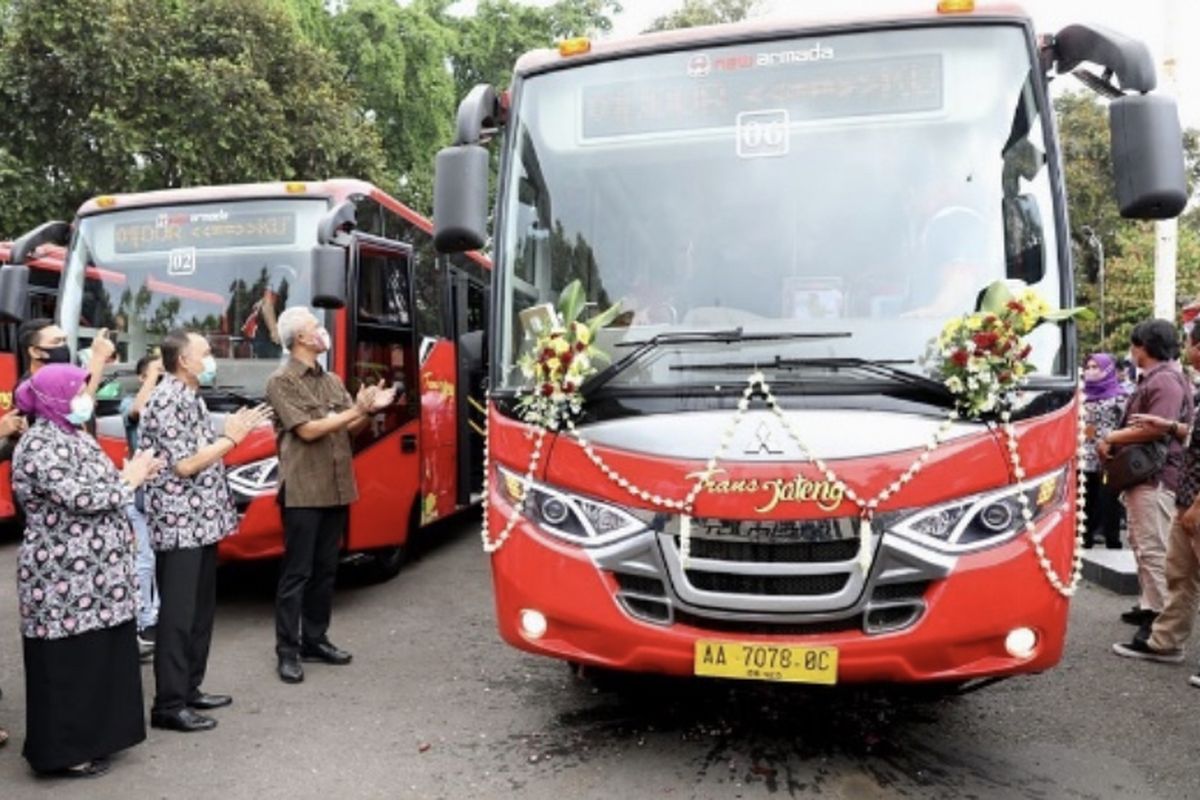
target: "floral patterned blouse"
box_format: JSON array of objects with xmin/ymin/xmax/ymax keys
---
[
  {"xmin": 140, "ymin": 375, "xmax": 238, "ymax": 552},
  {"xmin": 13, "ymin": 418, "xmax": 137, "ymax": 640},
  {"xmin": 1082, "ymin": 395, "xmax": 1127, "ymax": 473}
]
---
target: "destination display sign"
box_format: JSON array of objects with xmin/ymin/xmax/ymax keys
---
[
  {"xmin": 112, "ymin": 209, "xmax": 296, "ymax": 253},
  {"xmin": 581, "ymin": 52, "xmax": 943, "ymax": 139}
]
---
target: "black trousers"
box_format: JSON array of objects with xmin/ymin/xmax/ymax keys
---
[
  {"xmin": 152, "ymin": 544, "xmax": 217, "ymax": 714},
  {"xmin": 275, "ymin": 505, "xmax": 348, "ymax": 657},
  {"xmin": 1084, "ymin": 470, "xmax": 1125, "ymax": 548}
]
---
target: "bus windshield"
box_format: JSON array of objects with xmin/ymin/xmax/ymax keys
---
[
  {"xmin": 59, "ymin": 198, "xmax": 329, "ymax": 399},
  {"xmin": 496, "ymin": 23, "xmax": 1064, "ymax": 392}
]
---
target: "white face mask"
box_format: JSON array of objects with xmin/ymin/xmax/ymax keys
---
[
  {"xmin": 67, "ymin": 394, "xmax": 94, "ymax": 426},
  {"xmin": 310, "ymin": 327, "xmax": 331, "ymax": 353}
]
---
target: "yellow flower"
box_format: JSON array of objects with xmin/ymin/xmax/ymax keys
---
[{"xmin": 574, "ymin": 321, "xmax": 592, "ymax": 346}]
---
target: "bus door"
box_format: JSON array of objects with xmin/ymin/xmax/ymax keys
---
[
  {"xmin": 345, "ymin": 234, "xmax": 421, "ymax": 552},
  {"xmin": 448, "ymin": 268, "xmax": 487, "ymax": 507}
]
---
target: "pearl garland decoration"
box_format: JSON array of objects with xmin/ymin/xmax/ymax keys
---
[{"xmin": 481, "ymin": 370, "xmax": 1089, "ymax": 599}]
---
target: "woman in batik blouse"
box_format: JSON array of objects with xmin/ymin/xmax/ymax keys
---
[{"xmin": 12, "ymin": 364, "xmax": 160, "ymax": 778}]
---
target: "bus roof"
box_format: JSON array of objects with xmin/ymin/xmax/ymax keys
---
[
  {"xmin": 514, "ymin": 2, "xmax": 1031, "ymax": 76},
  {"xmin": 74, "ymin": 178, "xmax": 490, "ymax": 270},
  {"xmin": 77, "ymin": 179, "xmax": 380, "ymax": 217}
]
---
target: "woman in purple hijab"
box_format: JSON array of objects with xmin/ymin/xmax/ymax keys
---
[
  {"xmin": 11, "ymin": 365, "xmax": 160, "ymax": 778},
  {"xmin": 1083, "ymin": 353, "xmax": 1127, "ymax": 549}
]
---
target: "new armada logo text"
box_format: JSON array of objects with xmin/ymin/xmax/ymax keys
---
[{"xmin": 687, "ymin": 43, "xmax": 835, "ymax": 78}]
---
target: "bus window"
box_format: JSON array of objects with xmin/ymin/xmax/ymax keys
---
[{"xmin": 357, "ymin": 250, "xmax": 411, "ymax": 326}]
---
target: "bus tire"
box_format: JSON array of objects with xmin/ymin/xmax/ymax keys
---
[{"xmin": 363, "ymin": 544, "xmax": 406, "ymax": 582}]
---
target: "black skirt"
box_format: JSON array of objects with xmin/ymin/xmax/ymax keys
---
[{"xmin": 22, "ymin": 620, "xmax": 146, "ymax": 773}]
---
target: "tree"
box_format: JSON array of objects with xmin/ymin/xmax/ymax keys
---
[
  {"xmin": 451, "ymin": 0, "xmax": 621, "ymax": 102},
  {"xmin": 644, "ymin": 0, "xmax": 759, "ymax": 32},
  {"xmin": 330, "ymin": 0, "xmax": 458, "ymax": 213},
  {"xmin": 1055, "ymin": 90, "xmax": 1200, "ymax": 355},
  {"xmin": 0, "ymin": 0, "xmax": 387, "ymax": 238}
]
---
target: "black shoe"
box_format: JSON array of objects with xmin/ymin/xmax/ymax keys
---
[
  {"xmin": 139, "ymin": 625, "xmax": 157, "ymax": 643},
  {"xmin": 188, "ymin": 692, "xmax": 232, "ymax": 710},
  {"xmin": 278, "ymin": 654, "xmax": 304, "ymax": 684},
  {"xmin": 42, "ymin": 758, "xmax": 111, "ymax": 779},
  {"xmin": 1112, "ymin": 637, "xmax": 1185, "ymax": 663},
  {"xmin": 1120, "ymin": 607, "xmax": 1158, "ymax": 626},
  {"xmin": 301, "ymin": 640, "xmax": 353, "ymax": 665},
  {"xmin": 150, "ymin": 708, "xmax": 217, "ymax": 732}
]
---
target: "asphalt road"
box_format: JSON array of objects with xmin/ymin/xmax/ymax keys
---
[{"xmin": 0, "ymin": 515, "xmax": 1196, "ymax": 800}]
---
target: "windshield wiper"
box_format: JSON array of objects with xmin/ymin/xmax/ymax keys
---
[
  {"xmin": 584, "ymin": 328, "xmax": 853, "ymax": 395},
  {"xmin": 671, "ymin": 355, "xmax": 953, "ymax": 401}
]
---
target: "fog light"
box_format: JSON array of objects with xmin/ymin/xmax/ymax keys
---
[
  {"xmin": 519, "ymin": 609, "xmax": 547, "ymax": 640},
  {"xmin": 1005, "ymin": 627, "xmax": 1038, "ymax": 659}
]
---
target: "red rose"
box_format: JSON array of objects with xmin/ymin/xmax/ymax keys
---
[
  {"xmin": 563, "ymin": 382, "xmax": 575, "ymax": 394},
  {"xmin": 560, "ymin": 351, "xmax": 574, "ymax": 367},
  {"xmin": 972, "ymin": 332, "xmax": 998, "ymax": 350},
  {"xmin": 575, "ymin": 341, "xmax": 586, "ymax": 352},
  {"xmin": 540, "ymin": 383, "xmax": 554, "ymax": 397},
  {"xmin": 1019, "ymin": 344, "xmax": 1032, "ymax": 359},
  {"xmin": 998, "ymin": 371, "xmax": 1013, "ymax": 382},
  {"xmin": 540, "ymin": 348, "xmax": 554, "ymax": 361},
  {"xmin": 1007, "ymin": 300, "xmax": 1025, "ymax": 313},
  {"xmin": 951, "ymin": 349, "xmax": 970, "ymax": 367}
]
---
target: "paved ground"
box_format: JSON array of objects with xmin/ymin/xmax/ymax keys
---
[{"xmin": 0, "ymin": 515, "xmax": 1196, "ymax": 800}]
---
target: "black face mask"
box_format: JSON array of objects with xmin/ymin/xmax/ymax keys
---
[{"xmin": 36, "ymin": 345, "xmax": 71, "ymax": 365}]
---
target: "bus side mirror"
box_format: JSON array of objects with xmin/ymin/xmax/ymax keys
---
[
  {"xmin": 311, "ymin": 245, "xmax": 346, "ymax": 309},
  {"xmin": 1003, "ymin": 195, "xmax": 1045, "ymax": 284},
  {"xmin": 434, "ymin": 144, "xmax": 490, "ymax": 253},
  {"xmin": 0, "ymin": 264, "xmax": 31, "ymax": 324},
  {"xmin": 1110, "ymin": 94, "xmax": 1187, "ymax": 219}
]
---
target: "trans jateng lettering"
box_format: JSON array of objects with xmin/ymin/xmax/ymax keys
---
[{"xmin": 687, "ymin": 469, "xmax": 845, "ymax": 513}]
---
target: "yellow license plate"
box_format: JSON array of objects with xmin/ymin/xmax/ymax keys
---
[{"xmin": 694, "ymin": 640, "xmax": 838, "ymax": 685}]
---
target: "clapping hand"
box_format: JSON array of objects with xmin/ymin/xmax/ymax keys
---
[
  {"xmin": 355, "ymin": 383, "xmax": 379, "ymax": 413},
  {"xmin": 0, "ymin": 411, "xmax": 27, "ymax": 439},
  {"xmin": 224, "ymin": 404, "xmax": 274, "ymax": 444},
  {"xmin": 122, "ymin": 449, "xmax": 164, "ymax": 489},
  {"xmin": 369, "ymin": 380, "xmax": 397, "ymax": 411}
]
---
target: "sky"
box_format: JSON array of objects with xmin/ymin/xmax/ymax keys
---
[{"xmin": 450, "ymin": 0, "xmax": 1199, "ymax": 125}]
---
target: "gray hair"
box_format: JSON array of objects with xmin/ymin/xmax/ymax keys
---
[{"xmin": 277, "ymin": 306, "xmax": 316, "ymax": 350}]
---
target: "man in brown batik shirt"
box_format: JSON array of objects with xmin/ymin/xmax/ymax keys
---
[{"xmin": 266, "ymin": 307, "xmax": 395, "ymax": 684}]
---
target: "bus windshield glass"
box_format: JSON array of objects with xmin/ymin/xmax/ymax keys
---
[
  {"xmin": 59, "ymin": 198, "xmax": 329, "ymax": 399},
  {"xmin": 496, "ymin": 23, "xmax": 1064, "ymax": 392}
]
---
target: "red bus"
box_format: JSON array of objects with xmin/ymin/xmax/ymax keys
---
[
  {"xmin": 433, "ymin": 4, "xmax": 1186, "ymax": 687},
  {"xmin": 0, "ymin": 237, "xmax": 68, "ymax": 522},
  {"xmin": 1, "ymin": 180, "xmax": 490, "ymax": 577}
]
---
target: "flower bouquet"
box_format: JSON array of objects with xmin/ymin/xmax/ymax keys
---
[
  {"xmin": 934, "ymin": 280, "xmax": 1090, "ymax": 417},
  {"xmin": 516, "ymin": 280, "xmax": 620, "ymax": 429}
]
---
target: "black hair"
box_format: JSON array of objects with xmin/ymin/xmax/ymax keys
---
[
  {"xmin": 159, "ymin": 329, "xmax": 193, "ymax": 373},
  {"xmin": 17, "ymin": 318, "xmax": 54, "ymax": 355},
  {"xmin": 1130, "ymin": 319, "xmax": 1181, "ymax": 362},
  {"xmin": 135, "ymin": 354, "xmax": 156, "ymax": 377}
]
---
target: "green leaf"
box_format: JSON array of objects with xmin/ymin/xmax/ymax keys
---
[
  {"xmin": 586, "ymin": 300, "xmax": 623, "ymax": 334},
  {"xmin": 557, "ymin": 279, "xmax": 585, "ymax": 326},
  {"xmin": 978, "ymin": 280, "xmax": 1019, "ymax": 315}
]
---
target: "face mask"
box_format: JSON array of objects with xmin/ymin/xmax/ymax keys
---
[
  {"xmin": 38, "ymin": 344, "xmax": 71, "ymax": 364},
  {"xmin": 311, "ymin": 327, "xmax": 331, "ymax": 353},
  {"xmin": 67, "ymin": 394, "xmax": 94, "ymax": 426},
  {"xmin": 197, "ymin": 355, "xmax": 217, "ymax": 386}
]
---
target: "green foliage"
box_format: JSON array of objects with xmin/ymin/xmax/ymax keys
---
[
  {"xmin": 0, "ymin": 0, "xmax": 386, "ymax": 238},
  {"xmin": 644, "ymin": 0, "xmax": 759, "ymax": 32},
  {"xmin": 1055, "ymin": 90, "xmax": 1200, "ymax": 356}
]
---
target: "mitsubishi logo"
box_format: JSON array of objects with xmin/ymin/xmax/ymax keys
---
[{"xmin": 745, "ymin": 421, "xmax": 784, "ymax": 456}]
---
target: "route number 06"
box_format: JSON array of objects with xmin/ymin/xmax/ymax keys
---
[{"xmin": 736, "ymin": 109, "xmax": 790, "ymax": 159}]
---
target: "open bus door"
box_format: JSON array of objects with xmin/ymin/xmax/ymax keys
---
[
  {"xmin": 344, "ymin": 233, "xmax": 422, "ymax": 568},
  {"xmin": 448, "ymin": 268, "xmax": 487, "ymax": 508}
]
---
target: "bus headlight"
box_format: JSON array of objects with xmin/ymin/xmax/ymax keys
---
[
  {"xmin": 891, "ymin": 468, "xmax": 1068, "ymax": 551},
  {"xmin": 495, "ymin": 465, "xmax": 647, "ymax": 546}
]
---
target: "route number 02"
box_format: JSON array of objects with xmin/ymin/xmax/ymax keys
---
[{"xmin": 736, "ymin": 109, "xmax": 790, "ymax": 159}]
